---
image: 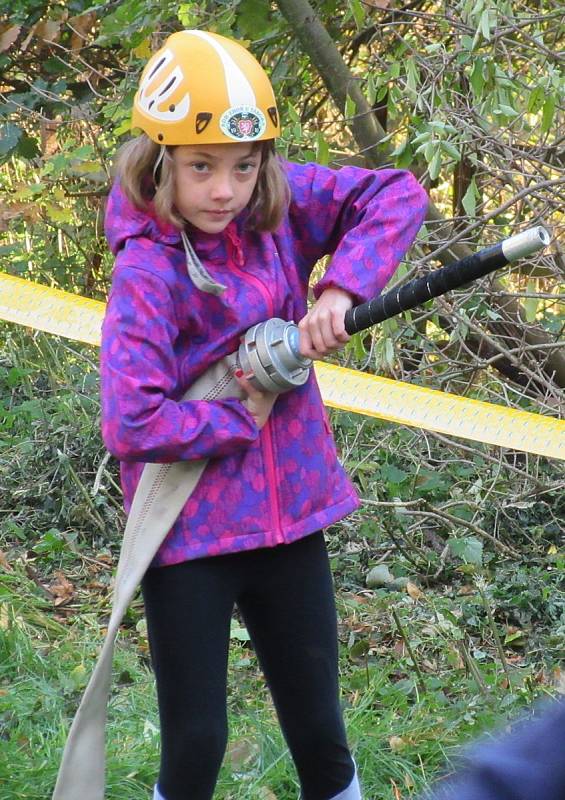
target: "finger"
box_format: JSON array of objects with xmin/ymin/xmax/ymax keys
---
[
  {"xmin": 309, "ymin": 312, "xmax": 340, "ymax": 355},
  {"xmin": 234, "ymin": 369, "xmax": 262, "ymax": 399},
  {"xmin": 321, "ymin": 311, "xmax": 343, "ymax": 350},
  {"xmin": 329, "ymin": 306, "xmax": 350, "ymax": 339},
  {"xmin": 297, "ymin": 323, "xmax": 315, "ymax": 359}
]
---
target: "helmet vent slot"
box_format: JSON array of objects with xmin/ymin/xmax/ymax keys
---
[
  {"xmin": 147, "ymin": 56, "xmax": 166, "ymax": 81},
  {"xmin": 196, "ymin": 112, "xmax": 212, "ymax": 134},
  {"xmin": 159, "ymin": 76, "xmax": 177, "ymax": 96}
]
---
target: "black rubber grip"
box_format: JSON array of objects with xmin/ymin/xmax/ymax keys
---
[{"xmin": 344, "ymin": 243, "xmax": 506, "ymax": 336}]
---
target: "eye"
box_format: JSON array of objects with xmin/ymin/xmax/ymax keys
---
[
  {"xmin": 237, "ymin": 161, "xmax": 257, "ymax": 174},
  {"xmin": 190, "ymin": 162, "xmax": 210, "ymax": 173}
]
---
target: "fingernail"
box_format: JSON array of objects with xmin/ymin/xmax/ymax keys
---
[{"xmin": 235, "ymin": 368, "xmax": 244, "ymax": 378}]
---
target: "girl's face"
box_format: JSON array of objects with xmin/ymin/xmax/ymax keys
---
[{"xmin": 171, "ymin": 142, "xmax": 262, "ymax": 233}]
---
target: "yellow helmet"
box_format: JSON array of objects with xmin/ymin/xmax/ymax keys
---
[{"xmin": 131, "ymin": 30, "xmax": 280, "ymax": 145}]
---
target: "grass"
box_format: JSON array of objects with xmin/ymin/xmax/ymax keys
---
[
  {"xmin": 1, "ymin": 326, "xmax": 563, "ymax": 798},
  {"xmin": 1, "ymin": 553, "xmax": 556, "ymax": 799}
]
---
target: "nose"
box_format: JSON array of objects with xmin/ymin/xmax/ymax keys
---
[{"xmin": 210, "ymin": 170, "xmax": 235, "ymax": 204}]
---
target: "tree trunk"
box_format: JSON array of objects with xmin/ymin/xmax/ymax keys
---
[{"xmin": 275, "ymin": 0, "xmax": 565, "ymax": 389}]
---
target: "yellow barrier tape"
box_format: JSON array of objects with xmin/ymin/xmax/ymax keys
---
[
  {"xmin": 1, "ymin": 272, "xmax": 564, "ymax": 460},
  {"xmin": 0, "ymin": 272, "xmax": 103, "ymax": 347},
  {"xmin": 317, "ymin": 364, "xmax": 564, "ymax": 461}
]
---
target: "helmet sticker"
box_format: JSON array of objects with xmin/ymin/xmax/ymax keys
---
[
  {"xmin": 138, "ymin": 54, "xmax": 190, "ymax": 122},
  {"xmin": 220, "ymin": 106, "xmax": 266, "ymax": 140}
]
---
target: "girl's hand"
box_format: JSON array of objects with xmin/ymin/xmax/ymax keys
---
[
  {"xmin": 235, "ymin": 370, "xmax": 278, "ymax": 430},
  {"xmin": 298, "ymin": 287, "xmax": 354, "ymax": 360}
]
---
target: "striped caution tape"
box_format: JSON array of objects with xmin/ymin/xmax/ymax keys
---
[{"xmin": 1, "ymin": 271, "xmax": 564, "ymax": 460}]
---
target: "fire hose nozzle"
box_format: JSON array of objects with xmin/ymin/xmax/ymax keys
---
[
  {"xmin": 237, "ymin": 225, "xmax": 551, "ymax": 394},
  {"xmin": 501, "ymin": 226, "xmax": 551, "ymax": 262},
  {"xmin": 238, "ymin": 317, "xmax": 312, "ymax": 393}
]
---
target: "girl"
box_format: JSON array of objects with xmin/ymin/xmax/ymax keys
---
[{"xmin": 101, "ymin": 29, "xmax": 428, "ymax": 800}]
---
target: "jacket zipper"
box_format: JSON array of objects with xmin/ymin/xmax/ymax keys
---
[{"xmin": 226, "ymin": 254, "xmax": 284, "ymax": 546}]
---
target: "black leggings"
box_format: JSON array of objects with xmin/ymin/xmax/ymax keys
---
[{"xmin": 141, "ymin": 532, "xmax": 354, "ymax": 800}]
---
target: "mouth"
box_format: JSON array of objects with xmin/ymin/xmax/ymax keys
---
[{"xmin": 205, "ymin": 210, "xmax": 232, "ymax": 217}]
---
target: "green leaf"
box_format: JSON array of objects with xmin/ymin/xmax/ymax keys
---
[
  {"xmin": 461, "ymin": 177, "xmax": 478, "ymax": 217},
  {"xmin": 448, "ymin": 536, "xmax": 483, "ymax": 566},
  {"xmin": 541, "ymin": 95, "xmax": 555, "ymax": 134},
  {"xmin": 428, "ymin": 147, "xmax": 442, "ymax": 181},
  {"xmin": 316, "ymin": 132, "xmax": 330, "ymax": 166},
  {"xmin": 177, "ymin": 3, "xmax": 202, "ymax": 28},
  {"xmin": 43, "ymin": 202, "xmax": 73, "ymax": 224},
  {"xmin": 237, "ymin": 0, "xmax": 272, "ymax": 39},
  {"xmin": 480, "ymin": 9, "xmax": 490, "ymax": 40},
  {"xmin": 469, "ymin": 58, "xmax": 485, "ymax": 97},
  {"xmin": 351, "ymin": 332, "xmax": 366, "ymax": 359},
  {"xmin": 523, "ymin": 280, "xmax": 539, "ymax": 323},
  {"xmin": 345, "ymin": 94, "xmax": 357, "ymax": 119},
  {"xmin": 0, "ymin": 123, "xmax": 22, "ymax": 156},
  {"xmin": 495, "ymin": 104, "xmax": 519, "ymax": 117},
  {"xmin": 230, "ymin": 620, "xmax": 250, "ymax": 642},
  {"xmin": 395, "ymin": 142, "xmax": 414, "ymax": 169},
  {"xmin": 406, "ymin": 59, "xmax": 419, "ymax": 94},
  {"xmin": 384, "ymin": 337, "xmax": 395, "ymax": 369},
  {"xmin": 16, "ymin": 134, "xmax": 40, "ymax": 159},
  {"xmin": 350, "ymin": 0, "xmax": 366, "ymax": 29},
  {"xmin": 441, "ymin": 141, "xmax": 461, "ymax": 161},
  {"xmin": 380, "ymin": 464, "xmax": 409, "ymax": 484},
  {"xmin": 527, "ymin": 85, "xmax": 545, "ymax": 114},
  {"xmin": 366, "ymin": 73, "xmax": 377, "ymax": 105}
]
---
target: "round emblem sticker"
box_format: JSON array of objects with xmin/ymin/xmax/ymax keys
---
[{"xmin": 220, "ymin": 106, "xmax": 266, "ymax": 141}]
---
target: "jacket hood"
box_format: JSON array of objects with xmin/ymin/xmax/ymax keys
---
[
  {"xmin": 104, "ymin": 179, "xmax": 247, "ymax": 265},
  {"xmin": 104, "ymin": 180, "xmax": 182, "ymax": 256}
]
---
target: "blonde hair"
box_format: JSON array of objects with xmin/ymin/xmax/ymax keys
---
[{"xmin": 113, "ymin": 135, "xmax": 289, "ymax": 232}]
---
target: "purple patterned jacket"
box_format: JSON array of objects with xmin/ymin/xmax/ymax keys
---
[{"xmin": 100, "ymin": 159, "xmax": 428, "ymax": 566}]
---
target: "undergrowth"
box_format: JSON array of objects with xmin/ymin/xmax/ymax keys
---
[{"xmin": 1, "ymin": 326, "xmax": 563, "ymax": 799}]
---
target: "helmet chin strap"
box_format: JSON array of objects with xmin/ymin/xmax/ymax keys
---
[
  {"xmin": 153, "ymin": 144, "xmax": 166, "ymax": 185},
  {"xmin": 181, "ymin": 230, "xmax": 227, "ymax": 296},
  {"xmin": 153, "ymin": 145, "xmax": 227, "ymax": 296}
]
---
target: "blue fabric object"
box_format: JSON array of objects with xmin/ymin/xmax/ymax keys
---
[{"xmin": 424, "ymin": 700, "xmax": 565, "ymax": 800}]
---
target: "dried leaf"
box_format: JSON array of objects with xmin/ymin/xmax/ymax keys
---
[
  {"xmin": 389, "ymin": 735, "xmax": 406, "ymax": 751},
  {"xmin": 34, "ymin": 19, "xmax": 62, "ymax": 44},
  {"xmin": 68, "ymin": 11, "xmax": 96, "ymax": 53},
  {"xmin": 48, "ymin": 571, "xmax": 75, "ymax": 606},
  {"xmin": 0, "ymin": 201, "xmax": 42, "ymax": 229},
  {"xmin": 257, "ymin": 788, "xmax": 278, "ymax": 800},
  {"xmin": 225, "ymin": 738, "xmax": 259, "ymax": 768},
  {"xmin": 41, "ymin": 119, "xmax": 60, "ymax": 157},
  {"xmin": 406, "ymin": 581, "xmax": 423, "ymax": 600},
  {"xmin": 0, "ymin": 25, "xmax": 21, "ymax": 52},
  {"xmin": 364, "ymin": 0, "xmax": 392, "ymax": 7}
]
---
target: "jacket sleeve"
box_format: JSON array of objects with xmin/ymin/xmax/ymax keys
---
[
  {"xmin": 100, "ymin": 266, "xmax": 259, "ymax": 463},
  {"xmin": 285, "ymin": 160, "xmax": 429, "ymax": 305}
]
